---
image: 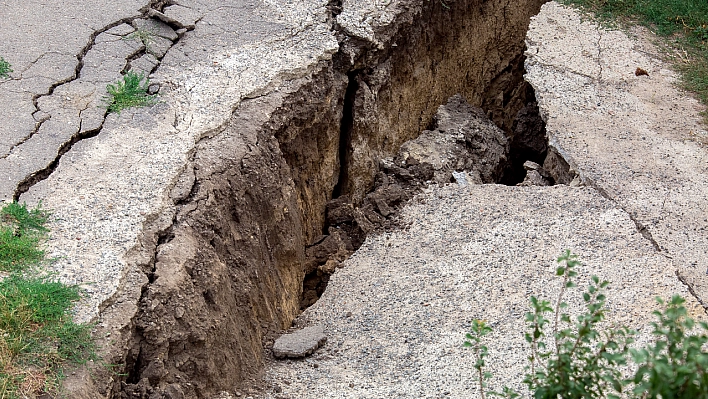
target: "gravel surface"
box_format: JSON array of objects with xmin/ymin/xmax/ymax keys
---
[{"xmin": 259, "ymin": 183, "xmax": 701, "ymax": 398}]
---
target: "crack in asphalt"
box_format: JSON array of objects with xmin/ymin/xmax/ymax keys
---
[
  {"xmin": 582, "ymin": 175, "xmax": 664, "ymax": 253},
  {"xmin": 676, "ymin": 270, "xmax": 708, "ymax": 313},
  {"xmin": 13, "ymin": 3, "xmax": 196, "ymax": 200}
]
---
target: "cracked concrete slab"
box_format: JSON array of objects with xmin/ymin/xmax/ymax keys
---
[{"xmin": 525, "ymin": 2, "xmax": 708, "ymax": 306}]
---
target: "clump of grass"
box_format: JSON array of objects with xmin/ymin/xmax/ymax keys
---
[
  {"xmin": 0, "ymin": 202, "xmax": 97, "ymax": 398},
  {"xmin": 0, "ymin": 57, "xmax": 12, "ymax": 79},
  {"xmin": 0, "ymin": 203, "xmax": 49, "ymax": 272},
  {"xmin": 563, "ymin": 0, "xmax": 708, "ymax": 38},
  {"xmin": 102, "ymin": 71, "xmax": 157, "ymax": 114},
  {"xmin": 561, "ymin": 0, "xmax": 708, "ymax": 116},
  {"xmin": 125, "ymin": 28, "xmax": 154, "ymax": 45},
  {"xmin": 0, "ymin": 275, "xmax": 96, "ymax": 398}
]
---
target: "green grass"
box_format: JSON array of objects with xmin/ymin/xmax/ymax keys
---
[
  {"xmin": 102, "ymin": 71, "xmax": 157, "ymax": 114},
  {"xmin": 0, "ymin": 202, "xmax": 96, "ymax": 398},
  {"xmin": 562, "ymin": 0, "xmax": 708, "ymax": 113},
  {"xmin": 0, "ymin": 203, "xmax": 49, "ymax": 272},
  {"xmin": 124, "ymin": 28, "xmax": 155, "ymax": 45},
  {"xmin": 0, "ymin": 57, "xmax": 11, "ymax": 79}
]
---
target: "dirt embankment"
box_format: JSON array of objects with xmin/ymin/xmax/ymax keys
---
[{"xmin": 114, "ymin": 1, "xmax": 547, "ymax": 398}]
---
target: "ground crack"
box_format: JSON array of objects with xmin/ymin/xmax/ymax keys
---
[
  {"xmin": 676, "ymin": 270, "xmax": 708, "ymax": 314},
  {"xmin": 13, "ymin": 120, "xmax": 104, "ymax": 200},
  {"xmin": 583, "ymin": 176, "xmax": 663, "ymax": 253}
]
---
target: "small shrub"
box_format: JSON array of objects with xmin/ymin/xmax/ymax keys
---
[
  {"xmin": 464, "ymin": 320, "xmax": 494, "ymax": 399},
  {"xmin": 630, "ymin": 295, "xmax": 708, "ymax": 397},
  {"xmin": 102, "ymin": 71, "xmax": 157, "ymax": 114},
  {"xmin": 522, "ymin": 251, "xmax": 634, "ymax": 399},
  {"xmin": 465, "ymin": 251, "xmax": 708, "ymax": 398},
  {"xmin": 0, "ymin": 57, "xmax": 11, "ymax": 79}
]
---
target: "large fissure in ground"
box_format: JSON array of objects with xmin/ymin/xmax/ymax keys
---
[
  {"xmin": 116, "ymin": 1, "xmax": 549, "ymax": 398},
  {"xmin": 299, "ymin": 85, "xmax": 562, "ymax": 310}
]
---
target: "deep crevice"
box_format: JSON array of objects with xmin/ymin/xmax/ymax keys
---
[
  {"xmin": 301, "ymin": 83, "xmax": 556, "ymax": 309},
  {"xmin": 331, "ymin": 70, "xmax": 361, "ymax": 201},
  {"xmin": 114, "ymin": 0, "xmax": 551, "ymax": 396}
]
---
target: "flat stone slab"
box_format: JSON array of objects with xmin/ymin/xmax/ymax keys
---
[{"xmin": 273, "ymin": 325, "xmax": 328, "ymax": 359}]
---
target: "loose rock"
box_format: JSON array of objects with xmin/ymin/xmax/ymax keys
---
[{"xmin": 273, "ymin": 326, "xmax": 327, "ymax": 359}]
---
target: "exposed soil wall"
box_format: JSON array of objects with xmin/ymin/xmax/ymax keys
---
[
  {"xmin": 120, "ymin": 64, "xmax": 345, "ymax": 398},
  {"xmin": 340, "ymin": 0, "xmax": 546, "ymax": 202},
  {"xmin": 117, "ymin": 1, "xmax": 547, "ymax": 397}
]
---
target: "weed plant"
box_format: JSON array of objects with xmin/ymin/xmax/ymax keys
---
[
  {"xmin": 0, "ymin": 202, "xmax": 96, "ymax": 398},
  {"xmin": 630, "ymin": 295, "xmax": 708, "ymax": 397},
  {"xmin": 0, "ymin": 57, "xmax": 11, "ymax": 79},
  {"xmin": 103, "ymin": 71, "xmax": 157, "ymax": 114},
  {"xmin": 561, "ymin": 0, "xmax": 708, "ymax": 113},
  {"xmin": 124, "ymin": 28, "xmax": 157, "ymax": 56},
  {"xmin": 466, "ymin": 251, "xmax": 708, "ymax": 398}
]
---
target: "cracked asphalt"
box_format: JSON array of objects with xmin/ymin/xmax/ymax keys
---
[
  {"xmin": 0, "ymin": 0, "xmax": 145, "ymax": 199},
  {"xmin": 0, "ymin": 0, "xmax": 707, "ymax": 397},
  {"xmin": 4, "ymin": 0, "xmax": 338, "ymax": 325},
  {"xmin": 525, "ymin": 2, "xmax": 708, "ymax": 308}
]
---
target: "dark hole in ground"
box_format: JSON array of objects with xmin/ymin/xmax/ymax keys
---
[
  {"xmin": 300, "ymin": 80, "xmax": 565, "ymax": 310},
  {"xmin": 501, "ymin": 97, "xmax": 549, "ymax": 185},
  {"xmin": 331, "ymin": 69, "xmax": 362, "ymax": 202}
]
